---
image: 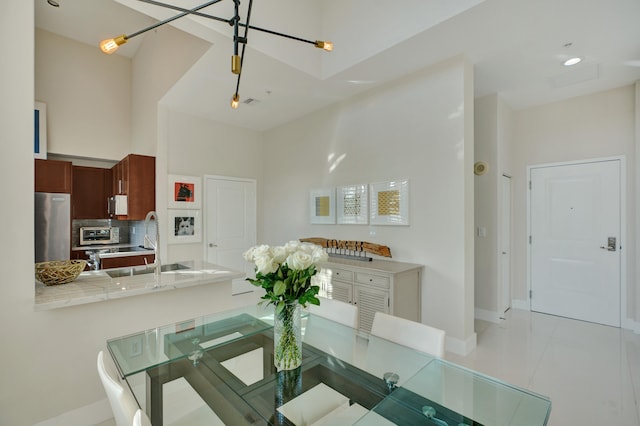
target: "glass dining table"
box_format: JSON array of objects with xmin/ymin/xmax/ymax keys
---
[{"xmin": 107, "ymin": 305, "xmax": 551, "ymax": 426}]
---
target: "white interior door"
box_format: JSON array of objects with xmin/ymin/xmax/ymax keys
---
[
  {"xmin": 500, "ymin": 175, "xmax": 511, "ymax": 314},
  {"xmin": 529, "ymin": 159, "xmax": 621, "ymax": 326},
  {"xmin": 205, "ymin": 176, "xmax": 256, "ymax": 295}
]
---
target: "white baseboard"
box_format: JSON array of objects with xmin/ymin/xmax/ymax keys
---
[
  {"xmin": 33, "ymin": 398, "xmax": 112, "ymax": 426},
  {"xmin": 475, "ymin": 308, "xmax": 502, "ymax": 323},
  {"xmin": 511, "ymin": 299, "xmax": 529, "ymax": 311},
  {"xmin": 445, "ymin": 332, "xmax": 477, "ymax": 356}
]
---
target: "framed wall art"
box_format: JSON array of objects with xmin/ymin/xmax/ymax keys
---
[
  {"xmin": 337, "ymin": 184, "xmax": 368, "ymax": 224},
  {"xmin": 167, "ymin": 209, "xmax": 202, "ymax": 244},
  {"xmin": 309, "ymin": 188, "xmax": 336, "ymax": 224},
  {"xmin": 370, "ymin": 179, "xmax": 409, "ymax": 225},
  {"xmin": 168, "ymin": 175, "xmax": 201, "ymax": 209},
  {"xmin": 34, "ymin": 101, "xmax": 47, "ymax": 159}
]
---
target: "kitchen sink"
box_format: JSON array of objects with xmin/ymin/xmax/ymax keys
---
[{"xmin": 105, "ymin": 263, "xmax": 190, "ymax": 278}]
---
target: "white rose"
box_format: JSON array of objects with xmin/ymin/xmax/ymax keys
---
[
  {"xmin": 271, "ymin": 246, "xmax": 287, "ymax": 264},
  {"xmin": 297, "ymin": 243, "xmax": 327, "ymax": 263},
  {"xmin": 243, "ymin": 246, "xmax": 256, "ymax": 262},
  {"xmin": 252, "ymin": 244, "xmax": 271, "ymax": 260},
  {"xmin": 255, "ymin": 254, "xmax": 278, "ymax": 275},
  {"xmin": 285, "ymin": 250, "xmax": 313, "ymax": 271},
  {"xmin": 311, "ymin": 245, "xmax": 328, "ymax": 263},
  {"xmin": 284, "ymin": 240, "xmax": 301, "ymax": 255}
]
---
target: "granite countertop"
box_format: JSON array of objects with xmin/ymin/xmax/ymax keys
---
[{"xmin": 34, "ymin": 260, "xmax": 244, "ymax": 311}]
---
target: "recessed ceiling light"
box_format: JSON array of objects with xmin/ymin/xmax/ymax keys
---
[{"xmin": 563, "ymin": 57, "xmax": 582, "ymax": 67}]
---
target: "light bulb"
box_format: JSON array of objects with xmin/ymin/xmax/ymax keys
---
[
  {"xmin": 314, "ymin": 41, "xmax": 333, "ymax": 52},
  {"xmin": 230, "ymin": 94, "xmax": 240, "ymax": 109},
  {"xmin": 563, "ymin": 57, "xmax": 582, "ymax": 66},
  {"xmin": 99, "ymin": 35, "xmax": 127, "ymax": 55}
]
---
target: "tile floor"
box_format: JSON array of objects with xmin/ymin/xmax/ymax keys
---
[{"xmin": 445, "ymin": 309, "xmax": 640, "ymax": 426}]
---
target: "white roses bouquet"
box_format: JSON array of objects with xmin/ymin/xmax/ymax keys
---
[{"xmin": 243, "ymin": 240, "xmax": 328, "ymax": 314}]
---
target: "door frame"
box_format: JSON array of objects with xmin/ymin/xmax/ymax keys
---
[{"xmin": 526, "ymin": 156, "xmax": 626, "ymax": 326}]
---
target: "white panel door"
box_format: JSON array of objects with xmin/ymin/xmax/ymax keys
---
[
  {"xmin": 530, "ymin": 160, "xmax": 620, "ymax": 326},
  {"xmin": 205, "ymin": 177, "xmax": 256, "ymax": 295}
]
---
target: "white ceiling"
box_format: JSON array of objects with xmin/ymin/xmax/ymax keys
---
[{"xmin": 35, "ymin": 0, "xmax": 640, "ymax": 131}]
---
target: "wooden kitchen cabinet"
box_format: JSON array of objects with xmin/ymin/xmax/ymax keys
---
[
  {"xmin": 101, "ymin": 254, "xmax": 155, "ymax": 270},
  {"xmin": 313, "ymin": 258, "xmax": 422, "ymax": 333},
  {"xmin": 111, "ymin": 154, "xmax": 155, "ymax": 220},
  {"xmin": 72, "ymin": 166, "xmax": 112, "ymax": 219},
  {"xmin": 35, "ymin": 159, "xmax": 72, "ymax": 193}
]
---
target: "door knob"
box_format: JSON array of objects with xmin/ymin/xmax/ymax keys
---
[
  {"xmin": 209, "ymin": 243, "xmax": 218, "ymax": 248},
  {"xmin": 600, "ymin": 237, "xmax": 616, "ymax": 252}
]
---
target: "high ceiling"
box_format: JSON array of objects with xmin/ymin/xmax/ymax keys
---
[{"xmin": 35, "ymin": 0, "xmax": 640, "ymax": 131}]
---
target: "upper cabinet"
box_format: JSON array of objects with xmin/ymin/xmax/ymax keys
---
[
  {"xmin": 111, "ymin": 154, "xmax": 155, "ymax": 220},
  {"xmin": 72, "ymin": 166, "xmax": 112, "ymax": 219},
  {"xmin": 35, "ymin": 159, "xmax": 72, "ymax": 193}
]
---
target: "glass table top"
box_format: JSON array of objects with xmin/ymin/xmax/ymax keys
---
[{"xmin": 107, "ymin": 306, "xmax": 551, "ymax": 425}]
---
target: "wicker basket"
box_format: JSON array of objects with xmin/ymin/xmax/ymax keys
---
[{"xmin": 35, "ymin": 260, "xmax": 86, "ymax": 286}]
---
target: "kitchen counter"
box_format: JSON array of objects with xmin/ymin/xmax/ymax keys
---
[
  {"xmin": 72, "ymin": 244, "xmax": 154, "ymax": 257},
  {"xmin": 97, "ymin": 246, "xmax": 154, "ymax": 259},
  {"xmin": 34, "ymin": 260, "xmax": 244, "ymax": 311}
]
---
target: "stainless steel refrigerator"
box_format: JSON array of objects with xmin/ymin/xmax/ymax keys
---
[{"xmin": 35, "ymin": 192, "xmax": 71, "ymax": 262}]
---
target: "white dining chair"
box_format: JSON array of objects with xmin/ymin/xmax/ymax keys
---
[
  {"xmin": 133, "ymin": 409, "xmax": 152, "ymax": 426},
  {"xmin": 97, "ymin": 351, "xmax": 139, "ymax": 426},
  {"xmin": 309, "ymin": 296, "xmax": 358, "ymax": 328},
  {"xmin": 370, "ymin": 311, "xmax": 445, "ymax": 357}
]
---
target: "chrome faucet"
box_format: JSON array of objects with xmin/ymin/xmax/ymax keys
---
[{"xmin": 144, "ymin": 211, "xmax": 161, "ymax": 284}]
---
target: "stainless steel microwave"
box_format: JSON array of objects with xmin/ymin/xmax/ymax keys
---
[{"xmin": 79, "ymin": 226, "xmax": 120, "ymax": 246}]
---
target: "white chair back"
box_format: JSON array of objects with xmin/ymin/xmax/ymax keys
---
[
  {"xmin": 370, "ymin": 312, "xmax": 445, "ymax": 357},
  {"xmin": 133, "ymin": 409, "xmax": 152, "ymax": 426},
  {"xmin": 309, "ymin": 296, "xmax": 358, "ymax": 328},
  {"xmin": 97, "ymin": 351, "xmax": 139, "ymax": 426}
]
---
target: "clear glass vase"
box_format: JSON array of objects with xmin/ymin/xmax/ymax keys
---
[{"xmin": 273, "ymin": 302, "xmax": 302, "ymax": 370}]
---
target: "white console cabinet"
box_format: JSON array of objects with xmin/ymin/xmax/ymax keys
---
[{"xmin": 313, "ymin": 258, "xmax": 423, "ymax": 333}]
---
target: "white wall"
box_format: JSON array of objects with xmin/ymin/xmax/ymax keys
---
[
  {"xmin": 261, "ymin": 57, "xmax": 476, "ymax": 352},
  {"xmin": 163, "ymin": 109, "xmax": 264, "ymax": 263},
  {"xmin": 512, "ymin": 85, "xmax": 637, "ymax": 323},
  {"xmin": 0, "ymin": 10, "xmax": 254, "ymax": 424},
  {"xmin": 474, "ymin": 95, "xmax": 499, "ymax": 315},
  {"xmin": 35, "ymin": 29, "xmax": 131, "ymax": 160},
  {"xmin": 131, "ymin": 24, "xmax": 210, "ymax": 157},
  {"xmin": 474, "ymin": 94, "xmax": 514, "ymax": 320}
]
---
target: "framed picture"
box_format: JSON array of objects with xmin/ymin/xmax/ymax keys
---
[
  {"xmin": 167, "ymin": 209, "xmax": 202, "ymax": 244},
  {"xmin": 168, "ymin": 175, "xmax": 202, "ymax": 209},
  {"xmin": 34, "ymin": 101, "xmax": 47, "ymax": 159},
  {"xmin": 370, "ymin": 179, "xmax": 409, "ymax": 225},
  {"xmin": 337, "ymin": 184, "xmax": 368, "ymax": 224},
  {"xmin": 309, "ymin": 188, "xmax": 336, "ymax": 224}
]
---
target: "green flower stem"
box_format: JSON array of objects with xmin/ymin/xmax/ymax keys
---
[{"xmin": 274, "ymin": 303, "xmax": 302, "ymax": 370}]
